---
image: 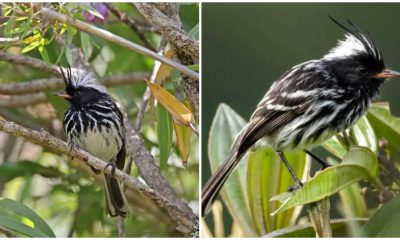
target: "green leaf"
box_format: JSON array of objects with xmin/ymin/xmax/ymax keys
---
[
  {"xmin": 367, "ymin": 102, "xmax": 400, "ymax": 148},
  {"xmin": 362, "ymin": 193, "xmax": 400, "ymax": 237},
  {"xmin": 188, "ymin": 23, "xmax": 199, "ymax": 39},
  {"xmin": 187, "ymin": 64, "xmax": 199, "ymax": 71},
  {"xmin": 38, "ymin": 45, "xmax": 50, "ymax": 64},
  {"xmin": 350, "ymin": 116, "xmax": 378, "ymax": 154},
  {"xmin": 21, "ymin": 41, "xmax": 40, "ymax": 53},
  {"xmin": 264, "ymin": 218, "xmax": 368, "ymax": 237},
  {"xmin": 65, "ymin": 47, "xmax": 73, "ymax": 67},
  {"xmin": 80, "ymin": 32, "xmax": 91, "ymax": 59},
  {"xmin": 0, "ymin": 198, "xmax": 55, "ymax": 237},
  {"xmin": 247, "ymin": 148, "xmax": 308, "ymax": 235},
  {"xmin": 157, "ymin": 103, "xmax": 173, "ymax": 169},
  {"xmin": 272, "ymin": 146, "xmax": 378, "ymax": 214},
  {"xmin": 208, "ymin": 103, "xmax": 256, "ymax": 236}
]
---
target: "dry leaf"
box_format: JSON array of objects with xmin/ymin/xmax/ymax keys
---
[{"xmin": 147, "ymin": 81, "xmax": 195, "ymax": 126}]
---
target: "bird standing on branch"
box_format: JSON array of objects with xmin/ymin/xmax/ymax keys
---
[
  {"xmin": 55, "ymin": 66, "xmax": 130, "ymax": 217},
  {"xmin": 202, "ymin": 17, "xmax": 400, "ymax": 216}
]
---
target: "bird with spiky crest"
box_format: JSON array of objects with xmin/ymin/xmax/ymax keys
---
[
  {"xmin": 55, "ymin": 66, "xmax": 130, "ymax": 218},
  {"xmin": 202, "ymin": 17, "xmax": 400, "ymax": 216}
]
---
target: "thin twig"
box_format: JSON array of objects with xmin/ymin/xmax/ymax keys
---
[
  {"xmin": 0, "ymin": 93, "xmax": 46, "ymax": 108},
  {"xmin": 0, "ymin": 72, "xmax": 148, "ymax": 95},
  {"xmin": 134, "ymin": 46, "xmax": 164, "ymax": 130},
  {"xmin": 0, "ymin": 52, "xmax": 61, "ymax": 77},
  {"xmin": 37, "ymin": 6, "xmax": 199, "ymax": 80},
  {"xmin": 105, "ymin": 3, "xmax": 156, "ymax": 52},
  {"xmin": 0, "ymin": 118, "xmax": 196, "ymax": 235}
]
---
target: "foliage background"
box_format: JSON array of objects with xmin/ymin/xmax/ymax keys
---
[
  {"xmin": 202, "ymin": 3, "xmax": 400, "ymax": 236},
  {"xmin": 0, "ymin": 3, "xmax": 198, "ymax": 237}
]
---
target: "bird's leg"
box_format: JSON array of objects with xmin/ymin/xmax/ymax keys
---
[
  {"xmin": 277, "ymin": 151, "xmax": 303, "ymax": 191},
  {"xmin": 304, "ymin": 150, "xmax": 332, "ymax": 169},
  {"xmin": 104, "ymin": 162, "xmax": 117, "ymax": 177}
]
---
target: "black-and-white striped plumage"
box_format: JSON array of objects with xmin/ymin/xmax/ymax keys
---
[
  {"xmin": 202, "ymin": 18, "xmax": 400, "ymax": 216},
  {"xmin": 59, "ymin": 67, "xmax": 129, "ymax": 217}
]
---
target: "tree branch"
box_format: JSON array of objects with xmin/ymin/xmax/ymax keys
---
[
  {"xmin": 0, "ymin": 118, "xmax": 197, "ymax": 236},
  {"xmin": 0, "ymin": 72, "xmax": 148, "ymax": 95},
  {"xmin": 133, "ymin": 3, "xmax": 199, "ymax": 118},
  {"xmin": 134, "ymin": 3, "xmax": 199, "ymax": 62},
  {"xmin": 0, "ymin": 93, "xmax": 46, "ymax": 108},
  {"xmin": 0, "ymin": 52, "xmax": 61, "ymax": 77},
  {"xmin": 104, "ymin": 3, "xmax": 156, "ymax": 52},
  {"xmin": 36, "ymin": 6, "xmax": 199, "ymax": 80}
]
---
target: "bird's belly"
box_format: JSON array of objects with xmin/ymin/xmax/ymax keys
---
[{"xmin": 73, "ymin": 127, "xmax": 121, "ymax": 162}]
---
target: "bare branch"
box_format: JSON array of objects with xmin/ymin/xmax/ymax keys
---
[
  {"xmin": 37, "ymin": 6, "xmax": 199, "ymax": 80},
  {"xmin": 105, "ymin": 3, "xmax": 156, "ymax": 52},
  {"xmin": 134, "ymin": 3, "xmax": 199, "ymax": 62},
  {"xmin": 0, "ymin": 93, "xmax": 46, "ymax": 108},
  {"xmin": 0, "ymin": 52, "xmax": 61, "ymax": 77},
  {"xmin": 0, "ymin": 118, "xmax": 197, "ymax": 236},
  {"xmin": 0, "ymin": 73, "xmax": 148, "ymax": 95}
]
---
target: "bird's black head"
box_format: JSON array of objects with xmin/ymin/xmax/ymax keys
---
[
  {"xmin": 55, "ymin": 66, "xmax": 108, "ymax": 106},
  {"xmin": 323, "ymin": 17, "xmax": 400, "ymax": 87}
]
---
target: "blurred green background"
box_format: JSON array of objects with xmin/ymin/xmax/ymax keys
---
[{"xmin": 202, "ymin": 2, "xmax": 400, "ymax": 231}]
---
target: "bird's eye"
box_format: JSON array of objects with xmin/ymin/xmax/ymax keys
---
[{"xmin": 357, "ymin": 67, "xmax": 368, "ymax": 75}]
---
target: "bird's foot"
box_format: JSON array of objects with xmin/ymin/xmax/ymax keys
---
[
  {"xmin": 288, "ymin": 181, "xmax": 303, "ymax": 192},
  {"xmin": 104, "ymin": 162, "xmax": 116, "ymax": 176},
  {"xmin": 67, "ymin": 141, "xmax": 78, "ymax": 153}
]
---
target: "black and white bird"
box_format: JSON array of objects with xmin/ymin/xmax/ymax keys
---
[
  {"xmin": 202, "ymin": 17, "xmax": 400, "ymax": 216},
  {"xmin": 55, "ymin": 66, "xmax": 130, "ymax": 217}
]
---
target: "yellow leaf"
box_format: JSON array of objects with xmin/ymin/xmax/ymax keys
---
[
  {"xmin": 155, "ymin": 50, "xmax": 174, "ymax": 84},
  {"xmin": 174, "ymin": 100, "xmax": 193, "ymax": 166},
  {"xmin": 147, "ymin": 81, "xmax": 195, "ymax": 126},
  {"xmin": 174, "ymin": 121, "xmax": 192, "ymax": 167}
]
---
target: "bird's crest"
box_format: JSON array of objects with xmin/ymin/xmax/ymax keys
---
[
  {"xmin": 59, "ymin": 65, "xmax": 107, "ymax": 94},
  {"xmin": 324, "ymin": 16, "xmax": 382, "ymax": 62}
]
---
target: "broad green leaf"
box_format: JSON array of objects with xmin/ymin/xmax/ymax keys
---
[
  {"xmin": 322, "ymin": 115, "xmax": 377, "ymax": 159},
  {"xmin": 38, "ymin": 45, "xmax": 50, "ymax": 64},
  {"xmin": 188, "ymin": 64, "xmax": 199, "ymax": 71},
  {"xmin": 322, "ymin": 135, "xmax": 347, "ymax": 159},
  {"xmin": 80, "ymin": 32, "xmax": 91, "ymax": 59},
  {"xmin": 21, "ymin": 41, "xmax": 40, "ymax": 53},
  {"xmin": 157, "ymin": 103, "xmax": 173, "ymax": 169},
  {"xmin": 367, "ymin": 102, "xmax": 400, "ymax": 148},
  {"xmin": 208, "ymin": 103, "xmax": 256, "ymax": 236},
  {"xmin": 338, "ymin": 183, "xmax": 367, "ymax": 237},
  {"xmin": 247, "ymin": 148, "xmax": 307, "ymax": 235},
  {"xmin": 65, "ymin": 47, "xmax": 73, "ymax": 67},
  {"xmin": 362, "ymin": 193, "xmax": 400, "ymax": 237},
  {"xmin": 350, "ymin": 116, "xmax": 378, "ymax": 154},
  {"xmin": 264, "ymin": 218, "xmax": 368, "ymax": 238},
  {"xmin": 188, "ymin": 23, "xmax": 199, "ymax": 39},
  {"xmin": 0, "ymin": 161, "xmax": 62, "ymax": 180},
  {"xmin": 0, "ymin": 198, "xmax": 55, "ymax": 237},
  {"xmin": 272, "ymin": 146, "xmax": 378, "ymax": 214}
]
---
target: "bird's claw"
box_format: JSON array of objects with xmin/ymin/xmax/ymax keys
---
[
  {"xmin": 67, "ymin": 141, "xmax": 78, "ymax": 153},
  {"xmin": 104, "ymin": 163, "xmax": 116, "ymax": 176},
  {"xmin": 288, "ymin": 181, "xmax": 303, "ymax": 192}
]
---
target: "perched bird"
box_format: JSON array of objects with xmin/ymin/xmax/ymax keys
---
[
  {"xmin": 202, "ymin": 17, "xmax": 400, "ymax": 216},
  {"xmin": 55, "ymin": 66, "xmax": 130, "ymax": 217}
]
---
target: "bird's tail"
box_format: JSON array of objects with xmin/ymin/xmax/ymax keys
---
[
  {"xmin": 103, "ymin": 173, "xmax": 130, "ymax": 217},
  {"xmin": 201, "ymin": 147, "xmax": 244, "ymax": 217}
]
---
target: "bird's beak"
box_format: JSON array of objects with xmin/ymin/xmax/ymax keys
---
[
  {"xmin": 52, "ymin": 91, "xmax": 71, "ymax": 99},
  {"xmin": 374, "ymin": 69, "xmax": 400, "ymax": 79}
]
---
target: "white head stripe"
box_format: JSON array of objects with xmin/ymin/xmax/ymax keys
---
[{"xmin": 323, "ymin": 33, "xmax": 369, "ymax": 60}]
